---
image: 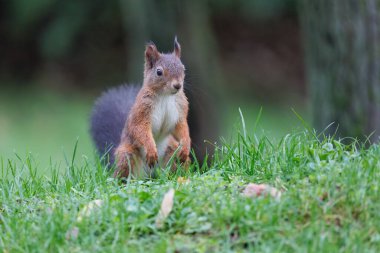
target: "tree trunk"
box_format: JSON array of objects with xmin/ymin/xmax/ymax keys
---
[{"xmin": 300, "ymin": 0, "xmax": 380, "ymax": 143}]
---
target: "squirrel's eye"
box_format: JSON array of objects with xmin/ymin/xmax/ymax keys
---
[{"xmin": 156, "ymin": 68, "xmax": 163, "ymax": 76}]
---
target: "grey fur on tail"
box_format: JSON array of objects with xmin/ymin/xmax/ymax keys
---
[{"xmin": 90, "ymin": 84, "xmax": 140, "ymax": 165}]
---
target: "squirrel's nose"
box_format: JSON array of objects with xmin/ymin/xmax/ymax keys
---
[{"xmin": 173, "ymin": 83, "xmax": 181, "ymax": 90}]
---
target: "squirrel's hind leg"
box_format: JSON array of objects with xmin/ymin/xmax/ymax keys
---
[
  {"xmin": 163, "ymin": 135, "xmax": 190, "ymax": 172},
  {"xmin": 114, "ymin": 144, "xmax": 138, "ymax": 178}
]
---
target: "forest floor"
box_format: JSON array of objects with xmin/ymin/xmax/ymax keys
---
[{"xmin": 1, "ymin": 128, "xmax": 380, "ymax": 252}]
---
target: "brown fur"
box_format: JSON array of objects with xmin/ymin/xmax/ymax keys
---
[{"xmin": 114, "ymin": 39, "xmax": 190, "ymax": 178}]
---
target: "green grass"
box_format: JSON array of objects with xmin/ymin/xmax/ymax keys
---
[{"xmin": 1, "ymin": 129, "xmax": 380, "ymax": 252}]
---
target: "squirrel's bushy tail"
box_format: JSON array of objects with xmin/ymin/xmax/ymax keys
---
[{"xmin": 90, "ymin": 84, "xmax": 139, "ymax": 165}]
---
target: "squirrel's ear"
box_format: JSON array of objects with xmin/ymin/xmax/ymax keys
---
[
  {"xmin": 145, "ymin": 42, "xmax": 160, "ymax": 69},
  {"xmin": 173, "ymin": 36, "xmax": 181, "ymax": 58}
]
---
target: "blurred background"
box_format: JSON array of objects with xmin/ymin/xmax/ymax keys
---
[{"xmin": 1, "ymin": 0, "xmax": 378, "ymax": 171}]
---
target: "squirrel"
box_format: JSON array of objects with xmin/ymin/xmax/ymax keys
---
[{"xmin": 90, "ymin": 37, "xmax": 191, "ymax": 178}]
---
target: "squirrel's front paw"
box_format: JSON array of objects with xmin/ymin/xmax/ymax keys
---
[{"xmin": 146, "ymin": 150, "xmax": 158, "ymax": 167}]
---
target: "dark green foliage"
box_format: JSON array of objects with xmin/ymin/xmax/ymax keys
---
[{"xmin": 0, "ymin": 0, "xmax": 296, "ymax": 81}]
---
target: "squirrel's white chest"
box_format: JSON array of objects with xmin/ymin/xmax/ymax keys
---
[{"xmin": 151, "ymin": 95, "xmax": 179, "ymax": 139}]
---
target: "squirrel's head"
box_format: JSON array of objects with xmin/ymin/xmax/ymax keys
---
[{"xmin": 143, "ymin": 37, "xmax": 185, "ymax": 95}]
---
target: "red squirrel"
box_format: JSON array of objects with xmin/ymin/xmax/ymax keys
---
[{"xmin": 90, "ymin": 38, "xmax": 191, "ymax": 178}]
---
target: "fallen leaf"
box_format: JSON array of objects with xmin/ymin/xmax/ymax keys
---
[
  {"xmin": 155, "ymin": 188, "xmax": 175, "ymax": 228},
  {"xmin": 65, "ymin": 226, "xmax": 79, "ymax": 240},
  {"xmin": 177, "ymin": 177, "xmax": 190, "ymax": 185},
  {"xmin": 77, "ymin": 199, "xmax": 103, "ymax": 222},
  {"xmin": 242, "ymin": 183, "xmax": 282, "ymax": 200}
]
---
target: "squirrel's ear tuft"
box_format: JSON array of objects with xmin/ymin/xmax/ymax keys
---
[
  {"xmin": 145, "ymin": 42, "xmax": 160, "ymax": 69},
  {"xmin": 173, "ymin": 36, "xmax": 181, "ymax": 58}
]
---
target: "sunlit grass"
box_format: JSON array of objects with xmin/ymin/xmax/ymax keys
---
[{"xmin": 1, "ymin": 128, "xmax": 380, "ymax": 252}]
